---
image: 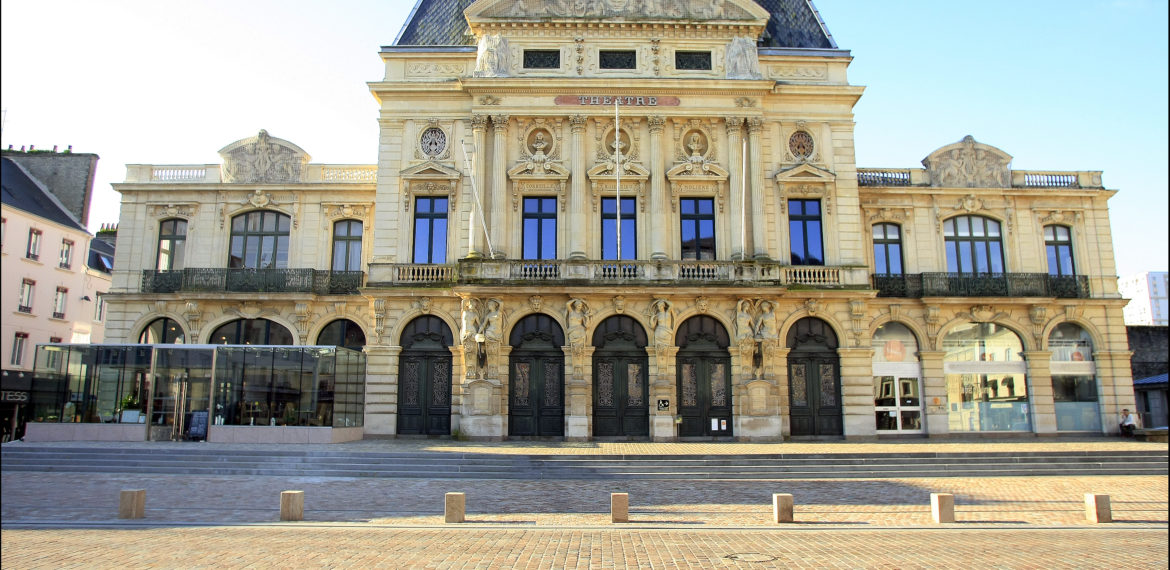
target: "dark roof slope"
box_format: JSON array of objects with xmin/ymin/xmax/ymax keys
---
[
  {"xmin": 1, "ymin": 157, "xmax": 87, "ymax": 232},
  {"xmin": 88, "ymin": 237, "xmax": 116, "ymax": 274},
  {"xmin": 393, "ymin": 0, "xmax": 834, "ymax": 48}
]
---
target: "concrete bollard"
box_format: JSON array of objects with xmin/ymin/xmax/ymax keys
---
[
  {"xmin": 931, "ymin": 493, "xmax": 955, "ymax": 523},
  {"xmin": 118, "ymin": 489, "xmax": 145, "ymax": 519},
  {"xmin": 445, "ymin": 492, "xmax": 466, "ymax": 523},
  {"xmin": 772, "ymin": 493, "xmax": 794, "ymax": 523},
  {"xmin": 280, "ymin": 490, "xmax": 304, "ymax": 521},
  {"xmin": 1085, "ymin": 493, "xmax": 1112, "ymax": 523},
  {"xmin": 611, "ymin": 493, "xmax": 629, "ymax": 523}
]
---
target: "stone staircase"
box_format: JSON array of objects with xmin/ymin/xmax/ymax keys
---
[{"xmin": 2, "ymin": 446, "xmax": 1166, "ymax": 479}]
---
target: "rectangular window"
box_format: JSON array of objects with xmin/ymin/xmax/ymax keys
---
[
  {"xmin": 1044, "ymin": 225, "xmax": 1076, "ymax": 276},
  {"xmin": 523, "ymin": 49, "xmax": 560, "ymax": 69},
  {"xmin": 601, "ymin": 197, "xmax": 636, "ymax": 260},
  {"xmin": 679, "ymin": 198, "xmax": 716, "ymax": 260},
  {"xmin": 26, "ymin": 228, "xmax": 42, "ymax": 260},
  {"xmin": 789, "ymin": 199, "xmax": 824, "ymax": 265},
  {"xmin": 94, "ymin": 293, "xmax": 107, "ymax": 322},
  {"xmin": 872, "ymin": 224, "xmax": 903, "ymax": 275},
  {"xmin": 10, "ymin": 333, "xmax": 28, "ymax": 366},
  {"xmin": 2, "ymin": 217, "xmax": 6, "ymax": 248},
  {"xmin": 599, "ymin": 50, "xmax": 636, "ymax": 69},
  {"xmin": 18, "ymin": 279, "xmax": 35, "ymax": 313},
  {"xmin": 675, "ymin": 51, "xmax": 712, "ymax": 70},
  {"xmin": 59, "ymin": 239, "xmax": 74, "ymax": 268},
  {"xmin": 53, "ymin": 287, "xmax": 68, "ymax": 319},
  {"xmin": 522, "ymin": 197, "xmax": 557, "ymax": 260},
  {"xmin": 412, "ymin": 197, "xmax": 449, "ymax": 264}
]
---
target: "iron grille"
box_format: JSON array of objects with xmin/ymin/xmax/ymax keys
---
[
  {"xmin": 600, "ymin": 50, "xmax": 636, "ymax": 69},
  {"xmin": 675, "ymin": 51, "xmax": 711, "ymax": 70},
  {"xmin": 523, "ymin": 50, "xmax": 560, "ymax": 69}
]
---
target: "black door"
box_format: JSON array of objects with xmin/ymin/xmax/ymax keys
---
[
  {"xmin": 509, "ymin": 314, "xmax": 565, "ymax": 437},
  {"xmin": 675, "ymin": 316, "xmax": 733, "ymax": 437},
  {"xmin": 397, "ymin": 316, "xmax": 453, "ymax": 435},
  {"xmin": 786, "ymin": 317, "xmax": 842, "ymax": 437},
  {"xmin": 593, "ymin": 315, "xmax": 650, "ymax": 438}
]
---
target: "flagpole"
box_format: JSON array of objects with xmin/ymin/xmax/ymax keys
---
[
  {"xmin": 741, "ymin": 137, "xmax": 747, "ymax": 260},
  {"xmin": 461, "ymin": 140, "xmax": 495, "ymax": 258},
  {"xmin": 614, "ymin": 99, "xmax": 622, "ymax": 264}
]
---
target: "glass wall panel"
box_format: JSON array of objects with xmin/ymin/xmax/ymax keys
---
[
  {"xmin": 1049, "ymin": 323, "xmax": 1100, "ymax": 431},
  {"xmin": 943, "ymin": 322, "xmax": 1031, "ymax": 432}
]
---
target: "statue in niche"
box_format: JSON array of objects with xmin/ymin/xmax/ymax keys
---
[
  {"xmin": 687, "ymin": 132, "xmax": 705, "ymax": 162},
  {"xmin": 565, "ymin": 298, "xmax": 591, "ymax": 348},
  {"xmin": 475, "ymin": 34, "xmax": 510, "ymax": 77},
  {"xmin": 649, "ymin": 298, "xmax": 675, "ymax": 346},
  {"xmin": 725, "ymin": 37, "xmax": 761, "ymax": 79},
  {"xmin": 735, "ymin": 299, "xmax": 754, "ymax": 343}
]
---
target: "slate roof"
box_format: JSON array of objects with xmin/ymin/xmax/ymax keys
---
[
  {"xmin": 1, "ymin": 157, "xmax": 87, "ymax": 232},
  {"xmin": 88, "ymin": 238, "xmax": 115, "ymax": 274},
  {"xmin": 393, "ymin": 0, "xmax": 835, "ymax": 49}
]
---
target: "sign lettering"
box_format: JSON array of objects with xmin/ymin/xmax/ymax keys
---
[{"xmin": 555, "ymin": 95, "xmax": 679, "ymax": 107}]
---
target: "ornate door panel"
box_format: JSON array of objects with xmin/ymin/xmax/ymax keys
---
[
  {"xmin": 677, "ymin": 354, "xmax": 732, "ymax": 437},
  {"xmin": 593, "ymin": 357, "xmax": 649, "ymax": 437},
  {"xmin": 509, "ymin": 354, "xmax": 564, "ymax": 437},
  {"xmin": 396, "ymin": 354, "xmax": 452, "ymax": 435},
  {"xmin": 788, "ymin": 356, "xmax": 842, "ymax": 436}
]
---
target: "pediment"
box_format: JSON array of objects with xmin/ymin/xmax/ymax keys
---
[
  {"xmin": 587, "ymin": 161, "xmax": 649, "ymax": 180},
  {"xmin": 921, "ymin": 135, "xmax": 1012, "ymax": 188},
  {"xmin": 218, "ymin": 130, "xmax": 310, "ymax": 184},
  {"xmin": 399, "ymin": 161, "xmax": 462, "ymax": 180},
  {"xmin": 773, "ymin": 163, "xmax": 836, "ymax": 184},
  {"xmin": 666, "ymin": 160, "xmax": 729, "ymax": 181},
  {"xmin": 466, "ymin": 0, "xmax": 770, "ymax": 24},
  {"xmin": 508, "ymin": 160, "xmax": 569, "ymax": 179}
]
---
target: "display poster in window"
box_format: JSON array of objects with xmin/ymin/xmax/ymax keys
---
[{"xmin": 188, "ymin": 411, "xmax": 208, "ymax": 440}]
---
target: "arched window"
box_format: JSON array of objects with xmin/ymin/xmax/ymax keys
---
[
  {"xmin": 209, "ymin": 319, "xmax": 294, "ymax": 345},
  {"xmin": 943, "ymin": 322, "xmax": 1029, "ymax": 432},
  {"xmin": 316, "ymin": 319, "xmax": 366, "ymax": 351},
  {"xmin": 1049, "ymin": 323, "xmax": 1100, "ymax": 431},
  {"xmin": 229, "ymin": 211, "xmax": 290, "ymax": 269},
  {"xmin": 332, "ymin": 220, "xmax": 363, "ymax": 271},
  {"xmin": 944, "ymin": 215, "xmax": 1003, "ymax": 274},
  {"xmin": 156, "ymin": 219, "xmax": 187, "ymax": 271},
  {"xmin": 139, "ymin": 318, "xmax": 185, "ymax": 344},
  {"xmin": 872, "ymin": 223, "xmax": 903, "ymax": 275},
  {"xmin": 872, "ymin": 322, "xmax": 922, "ymax": 432},
  {"xmin": 1044, "ymin": 225, "xmax": 1076, "ymax": 277}
]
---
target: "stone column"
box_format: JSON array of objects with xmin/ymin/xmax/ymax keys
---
[
  {"xmin": 774, "ymin": 347, "xmax": 791, "ymax": 438},
  {"xmin": 918, "ymin": 350, "xmax": 949, "ymax": 437},
  {"xmin": 565, "ymin": 345, "xmax": 595, "ymax": 440},
  {"xmin": 838, "ymin": 347, "xmax": 876, "ymax": 439},
  {"xmin": 568, "ymin": 115, "xmax": 589, "ymax": 260},
  {"xmin": 747, "ymin": 117, "xmax": 769, "ymax": 260},
  {"xmin": 649, "ymin": 345, "xmax": 680, "ymax": 441},
  {"xmin": 489, "ymin": 114, "xmax": 510, "ymax": 259},
  {"xmin": 725, "ymin": 116, "xmax": 745, "ymax": 260},
  {"xmin": 467, "ymin": 115, "xmax": 489, "ymax": 258},
  {"xmin": 647, "ymin": 116, "xmax": 668, "ymax": 260},
  {"xmin": 1024, "ymin": 350, "xmax": 1056, "ymax": 434}
]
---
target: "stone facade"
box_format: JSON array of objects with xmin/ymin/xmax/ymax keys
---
[{"xmin": 104, "ymin": 0, "xmax": 1135, "ymax": 441}]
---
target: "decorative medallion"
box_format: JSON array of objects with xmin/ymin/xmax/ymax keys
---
[
  {"xmin": 789, "ymin": 131, "xmax": 814, "ymax": 161},
  {"xmin": 420, "ymin": 127, "xmax": 447, "ymax": 158}
]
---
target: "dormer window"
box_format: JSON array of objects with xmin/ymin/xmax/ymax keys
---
[
  {"xmin": 675, "ymin": 51, "xmax": 712, "ymax": 70},
  {"xmin": 523, "ymin": 50, "xmax": 560, "ymax": 69},
  {"xmin": 599, "ymin": 50, "xmax": 636, "ymax": 70}
]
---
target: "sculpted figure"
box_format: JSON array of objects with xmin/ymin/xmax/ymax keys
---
[
  {"xmin": 460, "ymin": 298, "xmax": 481, "ymax": 344},
  {"xmin": 475, "ymin": 34, "xmax": 510, "ymax": 77},
  {"xmin": 725, "ymin": 37, "xmax": 761, "ymax": 79},
  {"xmin": 754, "ymin": 300, "xmax": 777, "ymax": 340},
  {"xmin": 480, "ymin": 299, "xmax": 502, "ymax": 343},
  {"xmin": 566, "ymin": 298, "xmax": 591, "ymax": 347},
  {"xmin": 650, "ymin": 298, "xmax": 675, "ymax": 346},
  {"xmin": 735, "ymin": 299, "xmax": 754, "ymax": 342}
]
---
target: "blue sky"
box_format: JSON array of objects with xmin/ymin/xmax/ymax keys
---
[{"xmin": 2, "ymin": 0, "xmax": 1165, "ymax": 276}]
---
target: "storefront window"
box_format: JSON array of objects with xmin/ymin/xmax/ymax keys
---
[
  {"xmin": 943, "ymin": 322, "xmax": 1031, "ymax": 432},
  {"xmin": 1049, "ymin": 323, "xmax": 1100, "ymax": 431},
  {"xmin": 872, "ymin": 322, "xmax": 923, "ymax": 432}
]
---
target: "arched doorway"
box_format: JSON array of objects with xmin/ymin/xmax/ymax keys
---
[
  {"xmin": 592, "ymin": 315, "xmax": 649, "ymax": 438},
  {"xmin": 676, "ymin": 315, "xmax": 732, "ymax": 437},
  {"xmin": 397, "ymin": 316, "xmax": 453, "ymax": 436},
  {"xmin": 508, "ymin": 313, "xmax": 565, "ymax": 437},
  {"xmin": 317, "ymin": 319, "xmax": 366, "ymax": 352},
  {"xmin": 788, "ymin": 317, "xmax": 842, "ymax": 436}
]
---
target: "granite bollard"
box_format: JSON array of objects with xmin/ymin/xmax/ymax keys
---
[
  {"xmin": 611, "ymin": 493, "xmax": 629, "ymax": 523},
  {"xmin": 773, "ymin": 493, "xmax": 794, "ymax": 523},
  {"xmin": 1084, "ymin": 493, "xmax": 1112, "ymax": 523},
  {"xmin": 280, "ymin": 490, "xmax": 304, "ymax": 521},
  {"xmin": 445, "ymin": 492, "xmax": 466, "ymax": 523},
  {"xmin": 118, "ymin": 489, "xmax": 145, "ymax": 519}
]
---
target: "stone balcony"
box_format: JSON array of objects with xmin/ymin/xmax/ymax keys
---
[{"xmin": 367, "ymin": 259, "xmax": 870, "ymax": 289}]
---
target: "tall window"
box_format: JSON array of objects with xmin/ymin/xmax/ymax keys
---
[
  {"xmin": 138, "ymin": 317, "xmax": 185, "ymax": 344},
  {"xmin": 872, "ymin": 223, "xmax": 903, "ymax": 275},
  {"xmin": 10, "ymin": 332, "xmax": 28, "ymax": 366},
  {"xmin": 789, "ymin": 199, "xmax": 824, "ymax": 265},
  {"xmin": 94, "ymin": 292, "xmax": 107, "ymax": 322},
  {"xmin": 18, "ymin": 279, "xmax": 34, "ymax": 313},
  {"xmin": 412, "ymin": 198, "xmax": 448, "ymax": 264},
  {"xmin": 229, "ymin": 211, "xmax": 290, "ymax": 269},
  {"xmin": 156, "ymin": 219, "xmax": 187, "ymax": 270},
  {"xmin": 26, "ymin": 228, "xmax": 42, "ymax": 260},
  {"xmin": 1049, "ymin": 323, "xmax": 1100, "ymax": 431},
  {"xmin": 1044, "ymin": 225, "xmax": 1075, "ymax": 276},
  {"xmin": 59, "ymin": 239, "xmax": 74, "ymax": 269},
  {"xmin": 679, "ymin": 198, "xmax": 715, "ymax": 260},
  {"xmin": 601, "ymin": 197, "xmax": 636, "ymax": 260},
  {"xmin": 332, "ymin": 220, "xmax": 364, "ymax": 270},
  {"xmin": 522, "ymin": 197, "xmax": 557, "ymax": 259},
  {"xmin": 53, "ymin": 287, "xmax": 68, "ymax": 319},
  {"xmin": 944, "ymin": 215, "xmax": 1003, "ymax": 274}
]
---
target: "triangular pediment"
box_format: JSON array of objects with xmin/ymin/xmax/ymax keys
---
[
  {"xmin": 466, "ymin": 0, "xmax": 769, "ymax": 25},
  {"xmin": 399, "ymin": 161, "xmax": 462, "ymax": 180},
  {"xmin": 774, "ymin": 163, "xmax": 836, "ymax": 184}
]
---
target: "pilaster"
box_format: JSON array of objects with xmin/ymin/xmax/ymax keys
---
[
  {"xmin": 467, "ymin": 115, "xmax": 489, "ymax": 258},
  {"xmin": 918, "ymin": 351, "xmax": 949, "ymax": 437},
  {"xmin": 1024, "ymin": 350, "xmax": 1056, "ymax": 434},
  {"xmin": 747, "ymin": 117, "xmax": 769, "ymax": 259},
  {"xmin": 489, "ymin": 114, "xmax": 510, "ymax": 258},
  {"xmin": 838, "ymin": 347, "xmax": 876, "ymax": 439},
  {"xmin": 725, "ymin": 116, "xmax": 745, "ymax": 260},
  {"xmin": 647, "ymin": 116, "xmax": 668, "ymax": 260},
  {"xmin": 568, "ymin": 115, "xmax": 589, "ymax": 260}
]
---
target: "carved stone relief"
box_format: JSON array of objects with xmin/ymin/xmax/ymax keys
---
[
  {"xmin": 474, "ymin": 34, "xmax": 510, "ymax": 77},
  {"xmin": 219, "ymin": 130, "xmax": 308, "ymax": 184},
  {"xmin": 147, "ymin": 204, "xmax": 199, "ymax": 218},
  {"xmin": 923, "ymin": 135, "xmax": 1011, "ymax": 188},
  {"xmin": 725, "ymin": 36, "xmax": 761, "ymax": 79},
  {"xmin": 481, "ymin": 0, "xmax": 757, "ymax": 20}
]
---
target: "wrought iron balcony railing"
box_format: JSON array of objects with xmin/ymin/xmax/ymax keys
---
[
  {"xmin": 141, "ymin": 269, "xmax": 364, "ymax": 295},
  {"xmin": 872, "ymin": 273, "xmax": 1090, "ymax": 298}
]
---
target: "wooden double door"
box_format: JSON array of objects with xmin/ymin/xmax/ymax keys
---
[
  {"xmin": 509, "ymin": 314, "xmax": 565, "ymax": 437},
  {"xmin": 397, "ymin": 316, "xmax": 453, "ymax": 436},
  {"xmin": 787, "ymin": 317, "xmax": 842, "ymax": 437}
]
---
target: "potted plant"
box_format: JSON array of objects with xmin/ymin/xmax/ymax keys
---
[{"xmin": 119, "ymin": 392, "xmax": 142, "ymax": 423}]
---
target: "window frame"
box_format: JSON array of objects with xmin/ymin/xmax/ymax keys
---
[
  {"xmin": 600, "ymin": 197, "xmax": 637, "ymax": 260},
  {"xmin": 522, "ymin": 197, "xmax": 558, "ymax": 260},
  {"xmin": 331, "ymin": 219, "xmax": 364, "ymax": 271},
  {"xmin": 599, "ymin": 50, "xmax": 637, "ymax": 70},
  {"xmin": 523, "ymin": 49, "xmax": 561, "ymax": 69},
  {"xmin": 1044, "ymin": 225, "xmax": 1076, "ymax": 277},
  {"xmin": 679, "ymin": 197, "xmax": 716, "ymax": 260},
  {"xmin": 26, "ymin": 228, "xmax": 42, "ymax": 260},
  {"xmin": 872, "ymin": 223, "xmax": 904, "ymax": 275},
  {"xmin": 789, "ymin": 199, "xmax": 825, "ymax": 266},
  {"xmin": 156, "ymin": 219, "xmax": 188, "ymax": 271},
  {"xmin": 228, "ymin": 211, "xmax": 291, "ymax": 269},
  {"xmin": 53, "ymin": 287, "xmax": 68, "ymax": 319},
  {"xmin": 59, "ymin": 239, "xmax": 74, "ymax": 269},
  {"xmin": 18, "ymin": 279, "xmax": 35, "ymax": 313},
  {"xmin": 674, "ymin": 50, "xmax": 712, "ymax": 71},
  {"xmin": 94, "ymin": 292, "xmax": 107, "ymax": 322},
  {"xmin": 944, "ymin": 215, "xmax": 1004, "ymax": 275},
  {"xmin": 412, "ymin": 197, "xmax": 449, "ymax": 264},
  {"xmin": 11, "ymin": 332, "xmax": 29, "ymax": 366}
]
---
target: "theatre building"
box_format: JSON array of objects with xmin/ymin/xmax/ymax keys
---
[{"xmin": 29, "ymin": 0, "xmax": 1135, "ymax": 442}]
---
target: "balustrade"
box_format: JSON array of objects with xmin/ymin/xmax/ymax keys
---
[
  {"xmin": 141, "ymin": 269, "xmax": 363, "ymax": 294},
  {"xmin": 873, "ymin": 273, "xmax": 1090, "ymax": 298}
]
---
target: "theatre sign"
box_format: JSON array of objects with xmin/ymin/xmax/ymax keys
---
[{"xmin": 554, "ymin": 95, "xmax": 681, "ymax": 106}]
